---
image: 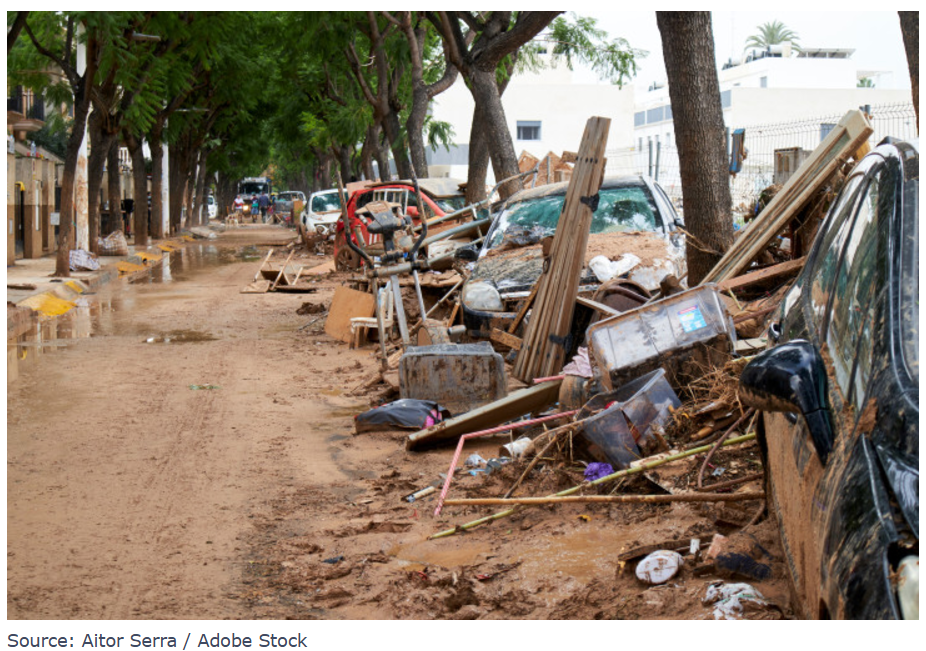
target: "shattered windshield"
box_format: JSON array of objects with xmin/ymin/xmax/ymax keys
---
[
  {"xmin": 486, "ymin": 185, "xmax": 663, "ymax": 250},
  {"xmin": 436, "ymin": 196, "xmax": 466, "ymax": 213},
  {"xmin": 311, "ymin": 192, "xmax": 341, "ymax": 213}
]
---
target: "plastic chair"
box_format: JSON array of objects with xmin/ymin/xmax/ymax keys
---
[{"xmin": 350, "ymin": 285, "xmax": 394, "ymax": 348}]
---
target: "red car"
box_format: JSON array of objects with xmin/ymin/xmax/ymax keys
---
[{"xmin": 334, "ymin": 179, "xmax": 466, "ymax": 270}]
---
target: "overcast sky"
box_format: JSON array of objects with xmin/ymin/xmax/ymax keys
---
[{"xmin": 576, "ymin": 10, "xmax": 912, "ymax": 91}]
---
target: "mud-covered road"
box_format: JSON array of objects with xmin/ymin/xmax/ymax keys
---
[{"xmin": 7, "ymin": 225, "xmax": 791, "ymax": 620}]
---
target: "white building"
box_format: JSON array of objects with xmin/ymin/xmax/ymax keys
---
[{"xmin": 427, "ymin": 52, "xmax": 636, "ymax": 182}]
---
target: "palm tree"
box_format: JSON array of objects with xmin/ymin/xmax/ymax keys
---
[
  {"xmin": 857, "ymin": 77, "xmax": 875, "ymax": 88},
  {"xmin": 745, "ymin": 20, "xmax": 800, "ymax": 52}
]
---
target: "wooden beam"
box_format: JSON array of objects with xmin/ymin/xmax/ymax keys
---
[
  {"xmin": 443, "ymin": 491, "xmax": 765, "ymax": 506},
  {"xmin": 490, "ymin": 328, "xmax": 522, "ymax": 350},
  {"xmin": 575, "ymin": 295, "xmax": 621, "ymax": 317},
  {"xmin": 702, "ymin": 110, "xmax": 872, "ymax": 284},
  {"xmin": 717, "ymin": 256, "xmax": 806, "ymax": 293}
]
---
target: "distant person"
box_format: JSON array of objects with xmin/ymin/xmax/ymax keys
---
[
  {"xmin": 258, "ymin": 191, "xmax": 271, "ymax": 222},
  {"xmin": 251, "ymin": 194, "xmax": 259, "ymax": 221}
]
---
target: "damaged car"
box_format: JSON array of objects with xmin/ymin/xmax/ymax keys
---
[
  {"xmin": 739, "ymin": 138, "xmax": 919, "ymax": 619},
  {"xmin": 460, "ymin": 175, "xmax": 685, "ymax": 336}
]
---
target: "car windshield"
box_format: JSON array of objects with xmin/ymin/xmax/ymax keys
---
[
  {"xmin": 312, "ymin": 193, "xmax": 341, "ymax": 213},
  {"xmin": 486, "ymin": 185, "xmax": 662, "ymax": 250},
  {"xmin": 436, "ymin": 196, "xmax": 466, "ymax": 213}
]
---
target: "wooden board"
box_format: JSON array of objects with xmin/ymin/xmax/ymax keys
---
[
  {"xmin": 324, "ymin": 286, "xmax": 376, "ymax": 343},
  {"xmin": 304, "ymin": 260, "xmax": 336, "ymax": 276},
  {"xmin": 490, "ymin": 328, "xmax": 522, "ymax": 350},
  {"xmin": 513, "ymin": 116, "xmax": 611, "ymax": 382},
  {"xmin": 702, "ymin": 110, "xmax": 872, "ymax": 284},
  {"xmin": 405, "ymin": 380, "xmax": 562, "ymax": 450},
  {"xmin": 717, "ymin": 256, "xmax": 806, "ymax": 293}
]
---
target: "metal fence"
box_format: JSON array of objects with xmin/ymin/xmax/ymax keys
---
[{"xmin": 606, "ymin": 102, "xmax": 917, "ymax": 219}]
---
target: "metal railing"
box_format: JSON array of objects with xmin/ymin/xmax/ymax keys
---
[{"xmin": 607, "ymin": 102, "xmax": 917, "ymax": 218}]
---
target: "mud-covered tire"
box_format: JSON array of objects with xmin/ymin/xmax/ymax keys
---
[
  {"xmin": 334, "ymin": 232, "xmax": 361, "ymax": 271},
  {"xmin": 559, "ymin": 375, "xmax": 588, "ymax": 410}
]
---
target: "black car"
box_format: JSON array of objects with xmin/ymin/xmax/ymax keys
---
[{"xmin": 739, "ymin": 138, "xmax": 918, "ymax": 619}]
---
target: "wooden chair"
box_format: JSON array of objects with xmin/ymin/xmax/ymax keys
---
[{"xmin": 350, "ymin": 285, "xmax": 394, "ymax": 348}]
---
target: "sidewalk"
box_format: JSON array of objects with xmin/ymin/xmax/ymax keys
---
[{"xmin": 6, "ymin": 237, "xmax": 190, "ymax": 340}]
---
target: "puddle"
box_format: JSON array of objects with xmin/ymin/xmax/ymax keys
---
[
  {"xmin": 389, "ymin": 540, "xmax": 493, "ymax": 569},
  {"xmin": 143, "ymin": 330, "xmax": 218, "ymax": 344},
  {"xmin": 7, "ymin": 242, "xmax": 255, "ymax": 384}
]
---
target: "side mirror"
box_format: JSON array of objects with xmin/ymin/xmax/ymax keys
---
[
  {"xmin": 738, "ymin": 340, "xmax": 834, "ymax": 464},
  {"xmin": 454, "ymin": 243, "xmax": 479, "ymax": 262}
]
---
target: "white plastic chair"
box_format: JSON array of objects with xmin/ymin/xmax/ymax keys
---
[{"xmin": 350, "ymin": 285, "xmax": 394, "ymax": 348}]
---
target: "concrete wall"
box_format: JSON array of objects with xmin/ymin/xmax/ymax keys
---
[{"xmin": 7, "ymin": 153, "xmax": 60, "ymax": 262}]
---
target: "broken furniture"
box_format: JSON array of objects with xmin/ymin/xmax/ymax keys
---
[{"xmin": 350, "ymin": 284, "xmax": 395, "ymax": 349}]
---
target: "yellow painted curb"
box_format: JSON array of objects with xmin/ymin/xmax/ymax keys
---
[
  {"xmin": 157, "ymin": 243, "xmax": 180, "ymax": 252},
  {"xmin": 136, "ymin": 251, "xmax": 163, "ymax": 262},
  {"xmin": 64, "ymin": 280, "xmax": 86, "ymax": 294},
  {"xmin": 19, "ymin": 293, "xmax": 77, "ymax": 317},
  {"xmin": 117, "ymin": 261, "xmax": 147, "ymax": 275}
]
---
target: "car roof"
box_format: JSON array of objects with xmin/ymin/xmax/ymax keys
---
[
  {"xmin": 501, "ymin": 175, "xmax": 651, "ymax": 206},
  {"xmin": 368, "ymin": 178, "xmax": 465, "ymax": 198}
]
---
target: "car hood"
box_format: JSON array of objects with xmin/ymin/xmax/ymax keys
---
[{"xmin": 470, "ymin": 231, "xmax": 684, "ymax": 294}]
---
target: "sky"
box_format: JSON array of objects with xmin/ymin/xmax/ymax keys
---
[{"xmin": 574, "ymin": 10, "xmax": 912, "ymax": 91}]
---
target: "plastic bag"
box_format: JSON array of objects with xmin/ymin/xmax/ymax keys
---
[
  {"xmin": 97, "ymin": 231, "xmax": 129, "ymax": 256},
  {"xmin": 354, "ymin": 399, "xmax": 451, "ymax": 434},
  {"xmin": 69, "ymin": 249, "xmax": 100, "ymax": 271}
]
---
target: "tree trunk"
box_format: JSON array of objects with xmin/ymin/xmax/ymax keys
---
[
  {"xmin": 373, "ymin": 129, "xmax": 390, "ymax": 182},
  {"xmin": 359, "ymin": 125, "xmax": 377, "ymax": 181},
  {"xmin": 168, "ymin": 144, "xmax": 183, "ymax": 234},
  {"xmin": 406, "ymin": 82, "xmax": 431, "ymax": 177},
  {"xmin": 465, "ymin": 103, "xmax": 491, "ymax": 204},
  {"xmin": 124, "ymin": 131, "xmax": 149, "ymax": 247},
  {"xmin": 470, "ymin": 68, "xmax": 521, "ymax": 199},
  {"xmin": 217, "ymin": 171, "xmax": 236, "ymax": 219},
  {"xmin": 381, "ymin": 112, "xmax": 412, "ymax": 179},
  {"xmin": 55, "ymin": 95, "xmax": 93, "ymax": 276},
  {"xmin": 106, "ymin": 139, "xmax": 122, "ymax": 234},
  {"xmin": 337, "ymin": 144, "xmax": 353, "ymax": 183},
  {"xmin": 87, "ymin": 110, "xmax": 114, "ymax": 254},
  {"xmin": 657, "ymin": 11, "xmax": 734, "ymax": 285},
  {"xmin": 899, "ymin": 11, "xmax": 918, "ymax": 130},
  {"xmin": 149, "ymin": 129, "xmax": 165, "ymax": 238},
  {"xmin": 193, "ymin": 150, "xmax": 209, "ymax": 225}
]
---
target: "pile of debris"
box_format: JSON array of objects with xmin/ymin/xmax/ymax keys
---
[{"xmin": 304, "ymin": 111, "xmax": 871, "ymax": 617}]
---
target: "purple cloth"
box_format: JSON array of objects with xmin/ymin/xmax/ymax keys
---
[{"xmin": 584, "ymin": 462, "xmax": 614, "ymax": 482}]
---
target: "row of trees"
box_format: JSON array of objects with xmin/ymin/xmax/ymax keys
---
[{"xmin": 9, "ymin": 12, "xmax": 918, "ymax": 284}]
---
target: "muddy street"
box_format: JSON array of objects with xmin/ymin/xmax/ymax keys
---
[{"xmin": 8, "ymin": 225, "xmax": 791, "ymax": 620}]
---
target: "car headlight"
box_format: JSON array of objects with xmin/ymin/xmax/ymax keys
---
[
  {"xmin": 898, "ymin": 555, "xmax": 919, "ymax": 620},
  {"xmin": 462, "ymin": 281, "xmax": 504, "ymax": 312}
]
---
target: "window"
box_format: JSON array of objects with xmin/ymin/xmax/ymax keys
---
[
  {"xmin": 760, "ymin": 76, "xmax": 768, "ymax": 88},
  {"xmin": 720, "ymin": 90, "xmax": 732, "ymax": 108},
  {"xmin": 646, "ymin": 106, "xmax": 664, "ymax": 124},
  {"xmin": 634, "ymin": 112, "xmax": 646, "ymax": 127},
  {"xmin": 517, "ymin": 121, "xmax": 541, "ymax": 141},
  {"xmin": 826, "ymin": 164, "xmax": 891, "ymax": 408}
]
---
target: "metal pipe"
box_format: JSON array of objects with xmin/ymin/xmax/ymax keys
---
[{"xmin": 433, "ymin": 410, "xmax": 579, "ymax": 517}]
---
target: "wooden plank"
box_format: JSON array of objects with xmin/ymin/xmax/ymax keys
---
[
  {"xmin": 507, "ymin": 282, "xmax": 540, "ymax": 334},
  {"xmin": 575, "ymin": 295, "xmax": 621, "ymax": 317},
  {"xmin": 490, "ymin": 328, "xmax": 522, "ymax": 350},
  {"xmin": 324, "ymin": 286, "xmax": 376, "ymax": 343},
  {"xmin": 514, "ymin": 117, "xmax": 611, "ymax": 382},
  {"xmin": 271, "ymin": 251, "xmax": 296, "ymax": 290},
  {"xmin": 702, "ymin": 110, "xmax": 872, "ymax": 284},
  {"xmin": 254, "ymin": 248, "xmax": 274, "ymax": 281},
  {"xmin": 405, "ymin": 380, "xmax": 562, "ymax": 450},
  {"xmin": 717, "ymin": 256, "xmax": 806, "ymax": 293}
]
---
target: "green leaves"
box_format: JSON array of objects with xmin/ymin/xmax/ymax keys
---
[
  {"xmin": 544, "ymin": 13, "xmax": 646, "ymax": 87},
  {"xmin": 744, "ymin": 20, "xmax": 801, "ymax": 52}
]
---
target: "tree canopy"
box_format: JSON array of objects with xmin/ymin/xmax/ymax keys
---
[{"xmin": 745, "ymin": 20, "xmax": 801, "ymax": 51}]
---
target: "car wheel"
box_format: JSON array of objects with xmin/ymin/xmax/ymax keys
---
[{"xmin": 334, "ymin": 232, "xmax": 361, "ymax": 271}]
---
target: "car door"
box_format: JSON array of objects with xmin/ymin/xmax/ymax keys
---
[{"xmin": 763, "ymin": 152, "xmax": 886, "ymax": 617}]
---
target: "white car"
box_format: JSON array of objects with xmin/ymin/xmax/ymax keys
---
[
  {"xmin": 300, "ymin": 189, "xmax": 342, "ymax": 235},
  {"xmin": 207, "ymin": 195, "xmax": 217, "ymax": 219}
]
